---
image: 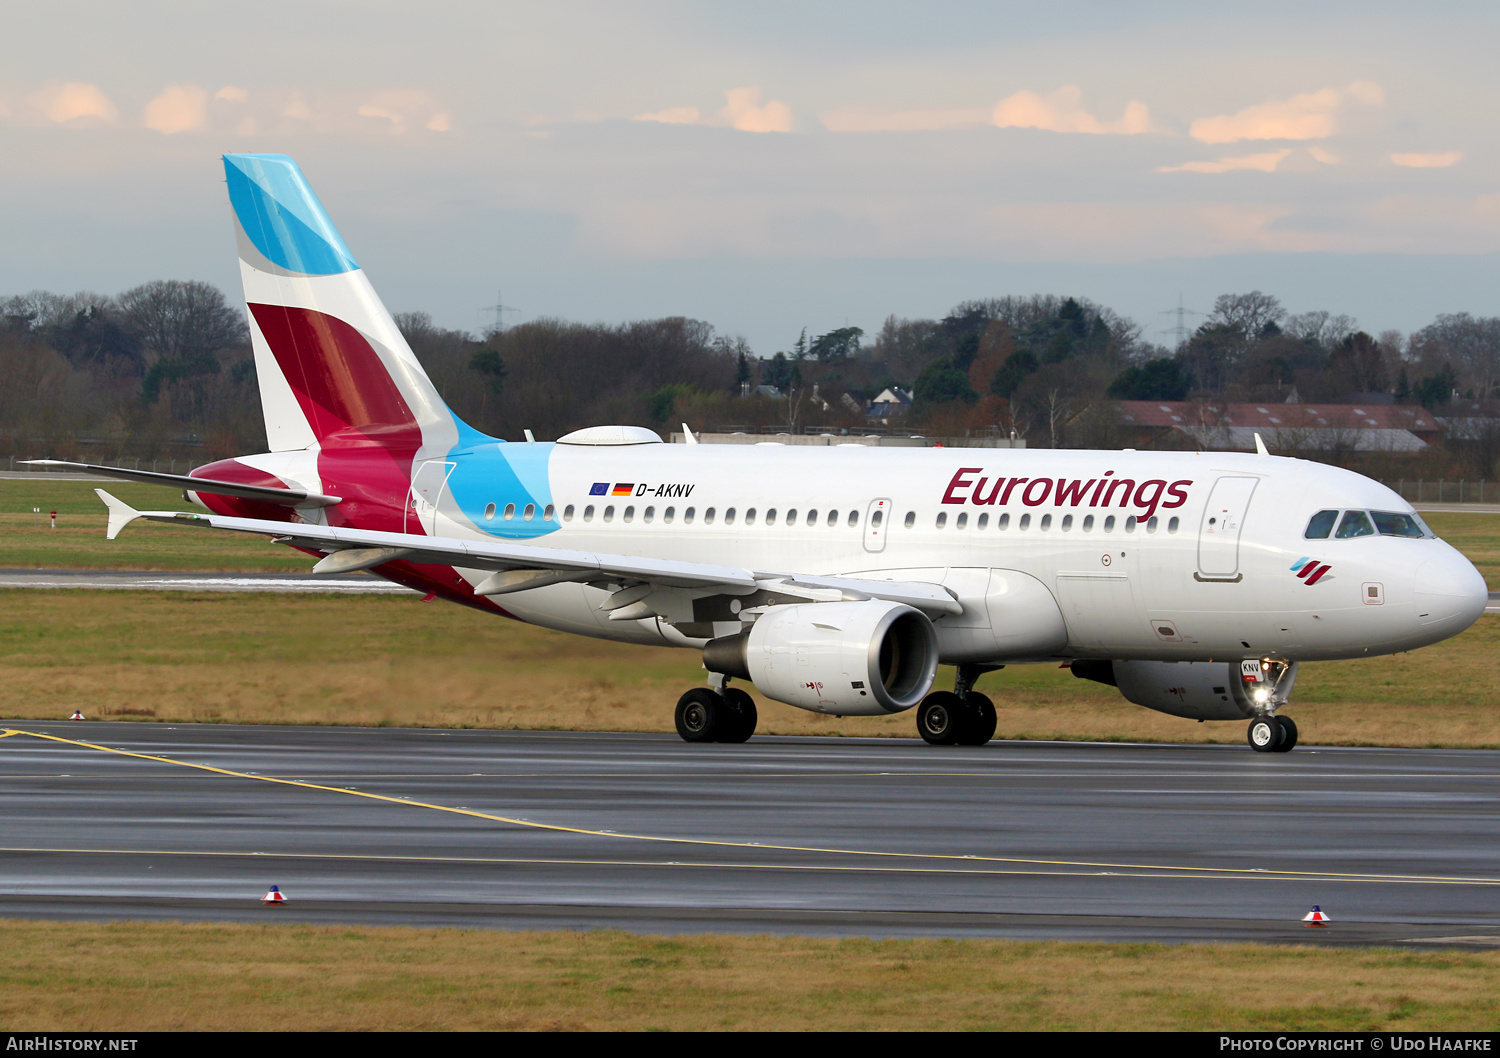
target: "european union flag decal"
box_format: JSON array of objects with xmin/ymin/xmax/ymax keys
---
[{"xmin": 589, "ymin": 482, "xmax": 609, "ymax": 496}]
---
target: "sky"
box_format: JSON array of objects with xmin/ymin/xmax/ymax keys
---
[{"xmin": 3, "ymin": 0, "xmax": 1499, "ymax": 353}]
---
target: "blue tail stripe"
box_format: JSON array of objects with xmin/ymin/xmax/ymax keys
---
[{"xmin": 224, "ymin": 154, "xmax": 358, "ymax": 276}]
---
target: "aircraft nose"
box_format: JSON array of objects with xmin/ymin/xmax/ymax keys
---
[{"xmin": 1413, "ymin": 552, "xmax": 1489, "ymax": 635}]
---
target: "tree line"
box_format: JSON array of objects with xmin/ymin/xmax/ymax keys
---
[{"xmin": 3, "ymin": 281, "xmax": 1498, "ymax": 475}]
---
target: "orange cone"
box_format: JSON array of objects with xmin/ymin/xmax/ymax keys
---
[{"xmin": 1302, "ymin": 905, "xmax": 1330, "ymax": 927}]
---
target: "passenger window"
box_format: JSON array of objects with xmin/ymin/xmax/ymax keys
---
[
  {"xmin": 1019, "ymin": 513, "xmax": 1031, "ymax": 530},
  {"xmin": 1061, "ymin": 514, "xmax": 1072, "ymax": 531},
  {"xmin": 870, "ymin": 510, "xmax": 882, "ymax": 527},
  {"xmin": 725, "ymin": 508, "xmax": 737, "ymax": 525},
  {"xmin": 623, "ymin": 506, "xmax": 634, "ymax": 523},
  {"xmin": 583, "ymin": 505, "xmax": 594, "ymax": 522},
  {"xmin": 1371, "ymin": 511, "xmax": 1426, "ymax": 538},
  {"xmin": 998, "ymin": 513, "xmax": 1010, "ymax": 530},
  {"xmin": 904, "ymin": 511, "xmax": 915, "ymax": 528},
  {"xmin": 766, "ymin": 509, "xmax": 777, "ymax": 525},
  {"xmin": 1336, "ymin": 510, "xmax": 1376, "ymax": 538},
  {"xmin": 806, "ymin": 509, "xmax": 818, "ymax": 526},
  {"xmin": 523, "ymin": 503, "xmax": 536, "ymax": 521},
  {"xmin": 744, "ymin": 508, "xmax": 756, "ymax": 525},
  {"xmin": 704, "ymin": 507, "xmax": 715, "ymax": 524},
  {"xmin": 1039, "ymin": 514, "xmax": 1051, "ymax": 530},
  {"xmin": 956, "ymin": 512, "xmax": 967, "ymax": 529},
  {"xmin": 664, "ymin": 507, "xmax": 674, "ymax": 524},
  {"xmin": 847, "ymin": 511, "xmax": 859, "ymax": 527},
  {"xmin": 1125, "ymin": 516, "xmax": 1136, "ymax": 532},
  {"xmin": 643, "ymin": 506, "xmax": 654, "ymax": 523},
  {"xmin": 977, "ymin": 513, "xmax": 988, "ymax": 529},
  {"xmin": 1103, "ymin": 515, "xmax": 1116, "ymax": 532},
  {"xmin": 786, "ymin": 509, "xmax": 798, "ymax": 525},
  {"xmin": 936, "ymin": 512, "xmax": 947, "ymax": 528},
  {"xmin": 504, "ymin": 503, "xmax": 516, "ymax": 520},
  {"xmin": 1146, "ymin": 516, "xmax": 1157, "ymax": 533},
  {"xmin": 685, "ymin": 507, "xmax": 696, "ymax": 524},
  {"xmin": 484, "ymin": 503, "xmax": 496, "ymax": 521},
  {"xmin": 1082, "ymin": 515, "xmax": 1094, "ymax": 531},
  {"xmin": 603, "ymin": 505, "xmax": 615, "ymax": 522},
  {"xmin": 1305, "ymin": 509, "xmax": 1339, "ymax": 539},
  {"xmin": 563, "ymin": 504, "xmax": 575, "ymax": 522},
  {"xmin": 543, "ymin": 504, "xmax": 555, "ymax": 521},
  {"xmin": 1168, "ymin": 516, "xmax": 1179, "ymax": 533},
  {"xmin": 827, "ymin": 510, "xmax": 838, "ymax": 527}
]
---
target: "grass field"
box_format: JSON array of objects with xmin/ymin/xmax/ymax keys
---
[
  {"xmin": 1, "ymin": 920, "xmax": 1497, "ymax": 1031},
  {"xmin": 1, "ymin": 589, "xmax": 1497, "ymax": 746}
]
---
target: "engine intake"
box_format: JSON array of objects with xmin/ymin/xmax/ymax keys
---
[{"xmin": 704, "ymin": 601, "xmax": 939, "ymax": 715}]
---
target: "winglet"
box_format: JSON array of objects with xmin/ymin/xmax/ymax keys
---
[
  {"xmin": 95, "ymin": 489, "xmax": 141, "ymax": 540},
  {"xmin": 1254, "ymin": 432, "xmax": 1269, "ymax": 457},
  {"xmin": 682, "ymin": 423, "xmax": 698, "ymax": 445}
]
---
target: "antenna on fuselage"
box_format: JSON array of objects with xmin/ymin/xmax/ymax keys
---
[{"xmin": 1254, "ymin": 432, "xmax": 1270, "ymax": 457}]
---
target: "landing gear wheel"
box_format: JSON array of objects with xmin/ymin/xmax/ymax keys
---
[
  {"xmin": 955, "ymin": 692, "xmax": 996, "ymax": 746},
  {"xmin": 918, "ymin": 691, "xmax": 965, "ymax": 745},
  {"xmin": 675, "ymin": 688, "xmax": 724, "ymax": 743},
  {"xmin": 717, "ymin": 688, "xmax": 758, "ymax": 744},
  {"xmin": 1273, "ymin": 715, "xmax": 1298, "ymax": 753},
  {"xmin": 1247, "ymin": 716, "xmax": 1282, "ymax": 753}
]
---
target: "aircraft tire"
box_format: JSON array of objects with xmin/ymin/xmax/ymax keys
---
[
  {"xmin": 956, "ymin": 692, "xmax": 996, "ymax": 746},
  {"xmin": 717, "ymin": 688, "xmax": 758, "ymax": 744},
  {"xmin": 1247, "ymin": 716, "xmax": 1281, "ymax": 753},
  {"xmin": 675, "ymin": 688, "xmax": 724, "ymax": 743},
  {"xmin": 1273, "ymin": 715, "xmax": 1299, "ymax": 753},
  {"xmin": 918, "ymin": 692, "xmax": 965, "ymax": 745}
]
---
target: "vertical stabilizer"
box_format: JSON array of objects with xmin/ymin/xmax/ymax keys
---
[{"xmin": 223, "ymin": 154, "xmax": 461, "ymax": 455}]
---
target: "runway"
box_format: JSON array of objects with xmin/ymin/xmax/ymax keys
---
[{"xmin": 1, "ymin": 723, "xmax": 1498, "ymax": 946}]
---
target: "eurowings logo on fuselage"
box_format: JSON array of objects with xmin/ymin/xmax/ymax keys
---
[{"xmin": 1290, "ymin": 557, "xmax": 1333, "ymax": 585}]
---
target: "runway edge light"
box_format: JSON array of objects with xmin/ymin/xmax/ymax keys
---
[
  {"xmin": 262, "ymin": 885, "xmax": 287, "ymax": 905},
  {"xmin": 1302, "ymin": 905, "xmax": 1330, "ymax": 927},
  {"xmin": 68, "ymin": 710, "xmax": 84, "ymax": 721}
]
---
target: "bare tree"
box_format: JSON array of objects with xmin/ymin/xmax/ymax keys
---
[
  {"xmin": 117, "ymin": 280, "xmax": 246, "ymax": 367},
  {"xmin": 1210, "ymin": 291, "xmax": 1286, "ymax": 338}
]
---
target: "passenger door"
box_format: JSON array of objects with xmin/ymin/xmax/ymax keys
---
[
  {"xmin": 863, "ymin": 498, "xmax": 891, "ymax": 553},
  {"xmin": 1196, "ymin": 475, "xmax": 1258, "ymax": 581},
  {"xmin": 407, "ymin": 460, "xmax": 455, "ymax": 535}
]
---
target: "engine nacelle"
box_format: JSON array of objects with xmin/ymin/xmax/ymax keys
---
[
  {"xmin": 703, "ymin": 601, "xmax": 939, "ymax": 715},
  {"xmin": 1071, "ymin": 659, "xmax": 1298, "ymax": 721}
]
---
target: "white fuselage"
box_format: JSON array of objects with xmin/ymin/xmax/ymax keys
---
[{"xmin": 385, "ymin": 441, "xmax": 1487, "ymax": 666}]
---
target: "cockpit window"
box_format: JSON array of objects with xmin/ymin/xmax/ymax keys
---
[
  {"xmin": 1371, "ymin": 511, "xmax": 1427, "ymax": 538},
  {"xmin": 1305, "ymin": 510, "xmax": 1338, "ymax": 539},
  {"xmin": 1335, "ymin": 510, "xmax": 1376, "ymax": 538}
]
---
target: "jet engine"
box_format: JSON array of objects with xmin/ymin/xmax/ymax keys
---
[
  {"xmin": 1070, "ymin": 659, "xmax": 1298, "ymax": 721},
  {"xmin": 703, "ymin": 601, "xmax": 939, "ymax": 715}
]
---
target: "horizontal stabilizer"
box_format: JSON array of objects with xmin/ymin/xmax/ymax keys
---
[{"xmin": 23, "ymin": 460, "xmax": 340, "ymax": 508}]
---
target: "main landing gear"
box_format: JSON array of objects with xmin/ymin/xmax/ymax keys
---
[
  {"xmin": 674, "ymin": 682, "xmax": 758, "ymax": 744},
  {"xmin": 917, "ymin": 664, "xmax": 1000, "ymax": 747},
  {"xmin": 1247, "ymin": 714, "xmax": 1298, "ymax": 754}
]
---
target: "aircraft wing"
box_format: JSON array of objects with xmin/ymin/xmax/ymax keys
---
[{"xmin": 95, "ymin": 490, "xmax": 961, "ymax": 617}]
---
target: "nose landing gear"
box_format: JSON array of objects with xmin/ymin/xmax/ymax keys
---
[
  {"xmin": 1247, "ymin": 714, "xmax": 1298, "ymax": 753},
  {"xmin": 917, "ymin": 664, "xmax": 1000, "ymax": 746}
]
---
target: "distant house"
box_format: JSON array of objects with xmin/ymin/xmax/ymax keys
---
[
  {"xmin": 867, "ymin": 387, "xmax": 913, "ymax": 419},
  {"xmin": 1114, "ymin": 401, "xmax": 1441, "ymax": 454}
]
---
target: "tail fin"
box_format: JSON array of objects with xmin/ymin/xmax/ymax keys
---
[{"xmin": 224, "ymin": 154, "xmax": 468, "ymax": 453}]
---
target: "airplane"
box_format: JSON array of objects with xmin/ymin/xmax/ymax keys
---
[{"xmin": 31, "ymin": 154, "xmax": 1489, "ymax": 753}]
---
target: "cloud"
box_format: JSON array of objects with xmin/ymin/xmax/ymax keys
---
[
  {"xmin": 1308, "ymin": 146, "xmax": 1340, "ymax": 165},
  {"xmin": 991, "ymin": 85, "xmax": 1151, "ymax": 135},
  {"xmin": 215, "ymin": 86, "xmax": 248, "ymax": 103},
  {"xmin": 820, "ymin": 107, "xmax": 989, "ymax": 133},
  {"xmin": 635, "ymin": 105, "xmax": 702, "ymax": 125},
  {"xmin": 1189, "ymin": 80, "xmax": 1382, "ymax": 144},
  {"xmin": 27, "ymin": 81, "xmax": 117, "ymax": 125},
  {"xmin": 144, "ymin": 84, "xmax": 207, "ymax": 134},
  {"xmin": 356, "ymin": 90, "xmax": 448, "ymax": 133},
  {"xmin": 282, "ymin": 94, "xmax": 314, "ymax": 121},
  {"xmin": 634, "ymin": 87, "xmax": 792, "ymax": 132},
  {"xmin": 1158, "ymin": 149, "xmax": 1292, "ymax": 174},
  {"xmin": 1391, "ymin": 151, "xmax": 1462, "ymax": 168}
]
